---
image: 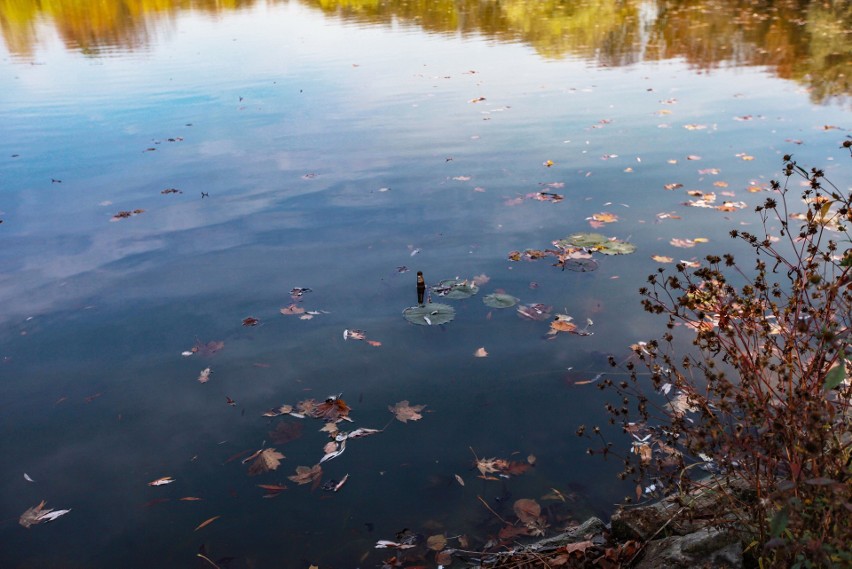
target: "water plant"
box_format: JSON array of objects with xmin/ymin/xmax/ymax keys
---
[{"xmin": 585, "ymin": 148, "xmax": 852, "ymax": 567}]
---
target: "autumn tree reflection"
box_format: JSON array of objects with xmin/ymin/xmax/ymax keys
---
[{"xmin": 1, "ymin": 0, "xmax": 848, "ymax": 102}]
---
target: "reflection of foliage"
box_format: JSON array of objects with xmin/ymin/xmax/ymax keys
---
[{"xmin": 1, "ymin": 0, "xmax": 848, "ymax": 101}]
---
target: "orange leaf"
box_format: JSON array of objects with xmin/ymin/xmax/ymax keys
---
[{"xmin": 194, "ymin": 515, "xmax": 221, "ymax": 531}]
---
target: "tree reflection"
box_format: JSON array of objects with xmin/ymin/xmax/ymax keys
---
[{"xmin": 1, "ymin": 0, "xmax": 848, "ymax": 103}]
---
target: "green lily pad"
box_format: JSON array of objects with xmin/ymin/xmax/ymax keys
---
[
  {"xmin": 598, "ymin": 240, "xmax": 636, "ymax": 255},
  {"xmin": 555, "ymin": 232, "xmax": 608, "ymax": 249},
  {"xmin": 403, "ymin": 303, "xmax": 456, "ymax": 326},
  {"xmin": 434, "ymin": 279, "xmax": 479, "ymax": 300},
  {"xmin": 483, "ymin": 293, "xmax": 519, "ymax": 308}
]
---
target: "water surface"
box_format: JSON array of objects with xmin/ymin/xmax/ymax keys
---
[{"xmin": 0, "ymin": 0, "xmax": 850, "ymax": 567}]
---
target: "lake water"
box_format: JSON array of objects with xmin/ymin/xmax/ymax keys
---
[{"xmin": 0, "ymin": 0, "xmax": 849, "ymax": 567}]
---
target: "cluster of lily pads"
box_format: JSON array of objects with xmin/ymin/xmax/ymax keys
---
[
  {"xmin": 508, "ymin": 231, "xmax": 636, "ymax": 271},
  {"xmin": 402, "ymin": 278, "xmax": 520, "ymax": 326}
]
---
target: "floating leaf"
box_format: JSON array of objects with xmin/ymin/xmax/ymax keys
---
[
  {"xmin": 598, "ymin": 240, "xmax": 636, "ymax": 255},
  {"xmin": 555, "ymin": 232, "xmax": 607, "ymax": 248},
  {"xmin": 148, "ymin": 476, "xmax": 175, "ymax": 486},
  {"xmin": 389, "ymin": 400, "xmax": 426, "ymax": 423},
  {"xmin": 242, "ymin": 316, "xmax": 259, "ymax": 327},
  {"xmin": 194, "ymin": 515, "xmax": 221, "ymax": 531},
  {"xmin": 483, "ymin": 293, "xmax": 518, "ymax": 308},
  {"xmin": 280, "ymin": 304, "xmax": 305, "ymax": 316},
  {"xmin": 402, "ymin": 303, "xmax": 455, "ymax": 326},
  {"xmin": 513, "ymin": 498, "xmax": 541, "ymax": 523},
  {"xmin": 589, "ymin": 212, "xmax": 618, "ymax": 223},
  {"xmin": 474, "ymin": 347, "xmax": 488, "ymax": 358},
  {"xmin": 434, "ymin": 279, "xmax": 479, "ymax": 299},
  {"xmin": 288, "ymin": 464, "xmax": 322, "ymax": 486},
  {"xmin": 517, "ymin": 303, "xmax": 552, "ymax": 321},
  {"xmin": 244, "ymin": 448, "xmax": 285, "ymax": 476},
  {"xmin": 19, "ymin": 501, "xmax": 70, "ymax": 528},
  {"xmin": 197, "ymin": 368, "xmax": 211, "ymax": 384},
  {"xmin": 548, "ymin": 315, "xmax": 577, "ymax": 335},
  {"xmin": 427, "ymin": 534, "xmax": 448, "ymax": 551}
]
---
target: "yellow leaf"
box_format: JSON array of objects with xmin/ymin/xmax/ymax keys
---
[{"xmin": 652, "ymin": 255, "xmax": 674, "ymax": 263}]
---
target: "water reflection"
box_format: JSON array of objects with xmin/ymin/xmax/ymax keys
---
[{"xmin": 1, "ymin": 0, "xmax": 848, "ymax": 102}]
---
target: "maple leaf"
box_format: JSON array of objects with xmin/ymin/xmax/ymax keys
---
[
  {"xmin": 244, "ymin": 448, "xmax": 285, "ymax": 476},
  {"xmin": 288, "ymin": 464, "xmax": 322, "ymax": 486},
  {"xmin": 549, "ymin": 315, "xmax": 577, "ymax": 335},
  {"xmin": 19, "ymin": 501, "xmax": 71, "ymax": 528},
  {"xmin": 389, "ymin": 400, "xmax": 426, "ymax": 423},
  {"xmin": 312, "ymin": 396, "xmax": 351, "ymax": 421}
]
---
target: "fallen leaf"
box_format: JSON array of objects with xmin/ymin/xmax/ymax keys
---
[
  {"xmin": 366, "ymin": 340, "xmax": 382, "ymax": 347},
  {"xmin": 427, "ymin": 534, "xmax": 447, "ymax": 551},
  {"xmin": 454, "ymin": 474, "xmax": 465, "ymax": 486},
  {"xmin": 148, "ymin": 476, "xmax": 175, "ymax": 486},
  {"xmin": 244, "ymin": 448, "xmax": 285, "ymax": 476},
  {"xmin": 474, "ymin": 347, "xmax": 488, "ymax": 358},
  {"xmin": 19, "ymin": 501, "xmax": 71, "ymax": 528},
  {"xmin": 652, "ymin": 255, "xmax": 674, "ymax": 263},
  {"xmin": 280, "ymin": 303, "xmax": 306, "ymax": 316},
  {"xmin": 343, "ymin": 329, "xmax": 366, "ymax": 341},
  {"xmin": 513, "ymin": 498, "xmax": 541, "ymax": 523},
  {"xmin": 288, "ymin": 464, "xmax": 322, "ymax": 486},
  {"xmin": 389, "ymin": 400, "xmax": 426, "ymax": 423},
  {"xmin": 191, "ymin": 339, "xmax": 224, "ymax": 356},
  {"xmin": 194, "ymin": 515, "xmax": 221, "ymax": 531},
  {"xmin": 180, "ymin": 496, "xmax": 203, "ymax": 501},
  {"xmin": 242, "ymin": 317, "xmax": 259, "ymax": 327},
  {"xmin": 197, "ymin": 368, "xmax": 211, "ymax": 383}
]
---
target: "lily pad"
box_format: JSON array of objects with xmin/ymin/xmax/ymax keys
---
[
  {"xmin": 555, "ymin": 232, "xmax": 608, "ymax": 249},
  {"xmin": 483, "ymin": 293, "xmax": 519, "ymax": 308},
  {"xmin": 598, "ymin": 240, "xmax": 636, "ymax": 255},
  {"xmin": 563, "ymin": 258, "xmax": 599, "ymax": 271},
  {"xmin": 434, "ymin": 279, "xmax": 479, "ymax": 300},
  {"xmin": 403, "ymin": 303, "xmax": 456, "ymax": 326}
]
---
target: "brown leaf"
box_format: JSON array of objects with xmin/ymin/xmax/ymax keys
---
[
  {"xmin": 194, "ymin": 515, "xmax": 221, "ymax": 531},
  {"xmin": 498, "ymin": 524, "xmax": 531, "ymax": 539},
  {"xmin": 389, "ymin": 400, "xmax": 426, "ymax": 423},
  {"xmin": 242, "ymin": 316, "xmax": 259, "ymax": 327},
  {"xmin": 192, "ymin": 339, "xmax": 224, "ymax": 356},
  {"xmin": 562, "ymin": 540, "xmax": 594, "ymax": 554},
  {"xmin": 513, "ymin": 498, "xmax": 541, "ymax": 523},
  {"xmin": 312, "ymin": 397, "xmax": 351, "ymax": 421},
  {"xmin": 19, "ymin": 500, "xmax": 46, "ymax": 528},
  {"xmin": 245, "ymin": 448, "xmax": 285, "ymax": 476},
  {"xmin": 426, "ymin": 534, "xmax": 447, "ymax": 551},
  {"xmin": 280, "ymin": 303, "xmax": 305, "ymax": 316},
  {"xmin": 287, "ymin": 464, "xmax": 322, "ymax": 485}
]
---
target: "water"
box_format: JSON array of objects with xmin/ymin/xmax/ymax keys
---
[{"xmin": 0, "ymin": 0, "xmax": 849, "ymax": 567}]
